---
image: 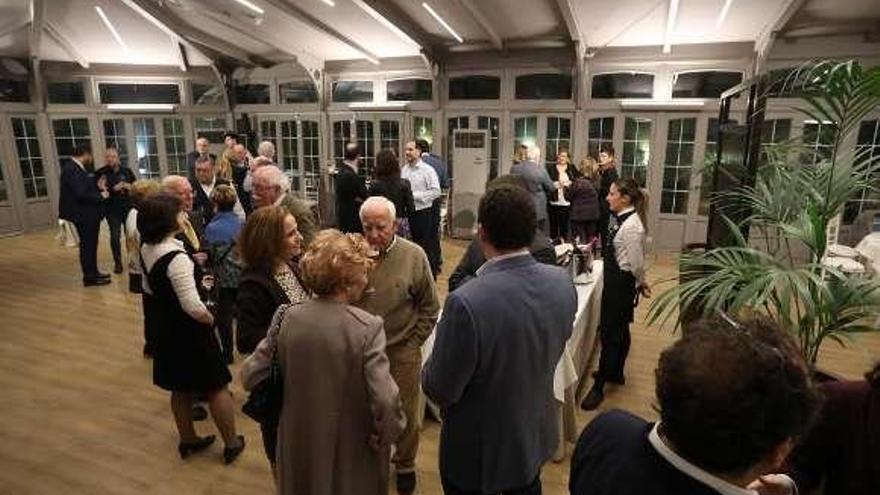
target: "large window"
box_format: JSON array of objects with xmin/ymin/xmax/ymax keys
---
[
  {"xmin": 279, "ymin": 81, "xmax": 318, "ymax": 104},
  {"xmin": 387, "ymin": 79, "xmax": 432, "ymax": 101},
  {"xmin": 333, "ymin": 120, "xmax": 352, "ymax": 166},
  {"xmin": 235, "ymin": 83, "xmax": 270, "ymax": 104},
  {"xmin": 164, "ymin": 118, "xmax": 187, "ymax": 176},
  {"xmin": 134, "ymin": 118, "xmax": 160, "ymax": 179},
  {"xmin": 621, "ymin": 117, "xmax": 653, "ymax": 186},
  {"xmin": 760, "ymin": 119, "xmax": 792, "ymax": 165},
  {"xmin": 513, "ymin": 117, "xmax": 538, "ymax": 152},
  {"xmin": 356, "ymin": 120, "xmax": 375, "ymax": 177},
  {"xmin": 301, "ymin": 121, "xmax": 321, "ymax": 201},
  {"xmin": 52, "ymin": 118, "xmax": 91, "ymax": 167},
  {"xmin": 98, "ymin": 83, "xmax": 180, "ymax": 104},
  {"xmin": 332, "ymin": 81, "xmax": 373, "ymax": 103},
  {"xmin": 413, "ymin": 116, "xmax": 434, "ymax": 145},
  {"xmin": 280, "ymin": 120, "xmax": 299, "ymax": 176},
  {"xmin": 591, "ymin": 73, "xmax": 654, "ymax": 99},
  {"xmin": 844, "ymin": 119, "xmax": 880, "ymax": 224},
  {"xmin": 12, "ymin": 118, "xmax": 46, "ymax": 199},
  {"xmin": 802, "ymin": 121, "xmax": 837, "ymax": 166},
  {"xmin": 701, "ymin": 118, "xmax": 722, "ymax": 216},
  {"xmin": 48, "ymin": 81, "xmax": 86, "ymax": 104},
  {"xmin": 661, "ymin": 118, "xmax": 697, "ymax": 214},
  {"xmin": 0, "ymin": 79, "xmax": 30, "ymax": 103},
  {"xmin": 103, "ymin": 119, "xmax": 130, "ymax": 168},
  {"xmin": 588, "ymin": 117, "xmax": 614, "ymax": 159},
  {"xmin": 477, "ymin": 116, "xmax": 500, "ymax": 179},
  {"xmin": 380, "ymin": 120, "xmax": 400, "ymax": 154},
  {"xmin": 194, "ymin": 116, "xmax": 226, "ymax": 144},
  {"xmin": 515, "ymin": 73, "xmax": 572, "ymax": 100},
  {"xmin": 672, "ymin": 71, "xmax": 743, "ymax": 98},
  {"xmin": 448, "ymin": 76, "xmax": 501, "ymax": 100},
  {"xmin": 545, "ymin": 117, "xmax": 571, "ymax": 167},
  {"xmin": 260, "ymin": 120, "xmax": 278, "ymax": 155},
  {"xmin": 192, "ymin": 82, "xmax": 225, "ymax": 106}
]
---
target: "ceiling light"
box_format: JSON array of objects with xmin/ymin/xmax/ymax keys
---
[
  {"xmin": 619, "ymin": 99, "xmax": 705, "ymax": 109},
  {"xmin": 422, "ymin": 2, "xmax": 463, "ymax": 43},
  {"xmin": 231, "ymin": 0, "xmax": 265, "ymax": 16},
  {"xmin": 95, "ymin": 5, "xmax": 129, "ymax": 53},
  {"xmin": 716, "ymin": 0, "xmax": 734, "ymax": 28},
  {"xmin": 662, "ymin": 0, "xmax": 680, "ymax": 54},
  {"xmin": 320, "ymin": 0, "xmax": 335, "ymax": 6},
  {"xmin": 106, "ymin": 103, "xmax": 176, "ymax": 111},
  {"xmin": 350, "ymin": 101, "xmax": 408, "ymax": 110},
  {"xmin": 352, "ymin": 0, "xmax": 419, "ymax": 47}
]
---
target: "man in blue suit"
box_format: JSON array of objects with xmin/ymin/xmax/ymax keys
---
[
  {"xmin": 423, "ymin": 179, "xmax": 577, "ymax": 495},
  {"xmin": 59, "ymin": 146, "xmax": 111, "ymax": 286}
]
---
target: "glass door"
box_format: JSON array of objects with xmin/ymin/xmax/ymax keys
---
[
  {"xmin": 511, "ymin": 113, "xmax": 574, "ymax": 169},
  {"xmin": 12, "ymin": 116, "xmax": 53, "ymax": 229},
  {"xmin": 329, "ymin": 114, "xmax": 402, "ymax": 180}
]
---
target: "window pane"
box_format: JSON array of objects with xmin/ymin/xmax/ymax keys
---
[
  {"xmin": 591, "ymin": 73, "xmax": 653, "ymax": 99},
  {"xmin": 672, "ymin": 71, "xmax": 743, "ymax": 98},
  {"xmin": 333, "ymin": 120, "xmax": 352, "ymax": 166},
  {"xmin": 103, "ymin": 119, "xmax": 130, "ymax": 168},
  {"xmin": 12, "ymin": 118, "xmax": 47, "ymax": 199},
  {"xmin": 48, "ymin": 81, "xmax": 86, "ymax": 104},
  {"xmin": 801, "ymin": 121, "xmax": 837, "ymax": 166},
  {"xmin": 380, "ymin": 120, "xmax": 400, "ymax": 155},
  {"xmin": 844, "ymin": 120, "xmax": 880, "ymax": 224},
  {"xmin": 280, "ymin": 121, "xmax": 299, "ymax": 174},
  {"xmin": 448, "ymin": 76, "xmax": 501, "ymax": 100},
  {"xmin": 356, "ymin": 120, "xmax": 375, "ymax": 177},
  {"xmin": 98, "ymin": 83, "xmax": 180, "ymax": 104},
  {"xmin": 515, "ymin": 73, "xmax": 572, "ymax": 100},
  {"xmin": 413, "ymin": 116, "xmax": 434, "ymax": 146},
  {"xmin": 260, "ymin": 120, "xmax": 278, "ymax": 155},
  {"xmin": 279, "ymin": 81, "xmax": 318, "ymax": 103},
  {"xmin": 545, "ymin": 117, "xmax": 571, "ymax": 167},
  {"xmin": 621, "ymin": 117, "xmax": 652, "ymax": 186},
  {"xmin": 588, "ymin": 117, "xmax": 615, "ymax": 160},
  {"xmin": 302, "ymin": 120, "xmax": 321, "ymax": 201},
  {"xmin": 52, "ymin": 118, "xmax": 91, "ymax": 168},
  {"xmin": 387, "ymin": 79, "xmax": 432, "ymax": 101},
  {"xmin": 332, "ymin": 81, "xmax": 373, "ymax": 103},
  {"xmin": 477, "ymin": 116, "xmax": 500, "ymax": 179},
  {"xmin": 513, "ymin": 117, "xmax": 538, "ymax": 152},
  {"xmin": 194, "ymin": 116, "xmax": 226, "ymax": 144},
  {"xmin": 192, "ymin": 82, "xmax": 224, "ymax": 105},
  {"xmin": 164, "ymin": 118, "xmax": 187, "ymax": 176},
  {"xmin": 134, "ymin": 118, "xmax": 160, "ymax": 179},
  {"xmin": 0, "ymin": 79, "xmax": 30, "ymax": 103},
  {"xmin": 235, "ymin": 83, "xmax": 270, "ymax": 104},
  {"xmin": 660, "ymin": 118, "xmax": 697, "ymax": 214}
]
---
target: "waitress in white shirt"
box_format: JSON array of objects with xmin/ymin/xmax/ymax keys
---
[{"xmin": 581, "ymin": 177, "xmax": 651, "ymax": 410}]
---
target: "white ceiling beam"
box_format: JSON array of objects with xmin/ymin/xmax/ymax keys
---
[
  {"xmin": 261, "ymin": 0, "xmax": 381, "ymax": 65},
  {"xmin": 0, "ymin": 17, "xmax": 30, "ymax": 39},
  {"xmin": 754, "ymin": 0, "xmax": 805, "ymax": 71},
  {"xmin": 174, "ymin": 39, "xmax": 189, "ymax": 72},
  {"xmin": 555, "ymin": 0, "xmax": 584, "ymax": 43},
  {"xmin": 458, "ymin": 0, "xmax": 503, "ymax": 52},
  {"xmin": 44, "ymin": 21, "xmax": 89, "ymax": 68}
]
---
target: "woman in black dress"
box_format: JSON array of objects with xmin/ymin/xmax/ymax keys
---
[
  {"xmin": 138, "ymin": 193, "xmax": 245, "ymax": 464},
  {"xmin": 368, "ymin": 148, "xmax": 415, "ymax": 238}
]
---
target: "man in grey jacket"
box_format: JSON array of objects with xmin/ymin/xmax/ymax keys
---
[
  {"xmin": 510, "ymin": 145, "xmax": 555, "ymax": 235},
  {"xmin": 423, "ymin": 181, "xmax": 577, "ymax": 495}
]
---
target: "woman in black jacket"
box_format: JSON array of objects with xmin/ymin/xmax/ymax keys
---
[
  {"xmin": 566, "ymin": 157, "xmax": 601, "ymax": 244},
  {"xmin": 368, "ymin": 149, "xmax": 416, "ymax": 238},
  {"xmin": 546, "ymin": 149, "xmax": 581, "ymax": 243}
]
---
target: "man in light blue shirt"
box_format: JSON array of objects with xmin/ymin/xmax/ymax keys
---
[{"xmin": 402, "ymin": 141, "xmax": 442, "ymax": 277}]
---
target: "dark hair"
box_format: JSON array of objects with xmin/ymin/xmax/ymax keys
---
[
  {"xmin": 415, "ymin": 138, "xmax": 430, "ymax": 154},
  {"xmin": 344, "ymin": 142, "xmax": 360, "ymax": 161},
  {"xmin": 195, "ymin": 154, "xmax": 214, "ymax": 168},
  {"xmin": 223, "ymin": 131, "xmax": 239, "ymax": 143},
  {"xmin": 478, "ymin": 183, "xmax": 536, "ymax": 250},
  {"xmin": 656, "ymin": 317, "xmax": 821, "ymax": 476},
  {"xmin": 486, "ymin": 174, "xmax": 528, "ymax": 192},
  {"xmin": 614, "ymin": 177, "xmax": 649, "ymax": 233},
  {"xmin": 598, "ymin": 142, "xmax": 615, "ymax": 157},
  {"xmin": 72, "ymin": 145, "xmax": 92, "ymax": 158},
  {"xmin": 375, "ymin": 149, "xmax": 400, "ymax": 180},
  {"xmin": 867, "ymin": 362, "xmax": 880, "ymax": 389},
  {"xmin": 137, "ymin": 193, "xmax": 183, "ymax": 244}
]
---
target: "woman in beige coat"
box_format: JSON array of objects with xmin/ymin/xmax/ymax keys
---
[{"xmin": 276, "ymin": 229, "xmax": 405, "ymax": 495}]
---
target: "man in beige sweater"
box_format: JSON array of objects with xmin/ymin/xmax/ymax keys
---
[{"xmin": 357, "ymin": 196, "xmax": 440, "ymax": 495}]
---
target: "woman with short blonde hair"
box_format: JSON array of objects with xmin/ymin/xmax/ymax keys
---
[
  {"xmin": 299, "ymin": 229, "xmax": 375, "ymax": 296},
  {"xmin": 216, "ymin": 148, "xmax": 237, "ymax": 182}
]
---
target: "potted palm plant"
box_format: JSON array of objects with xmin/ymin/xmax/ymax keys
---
[{"xmin": 649, "ymin": 60, "xmax": 880, "ymax": 369}]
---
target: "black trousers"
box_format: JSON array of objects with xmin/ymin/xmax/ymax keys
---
[
  {"xmin": 73, "ymin": 219, "xmax": 100, "ymax": 280},
  {"xmin": 548, "ymin": 204, "xmax": 571, "ymax": 242},
  {"xmin": 596, "ymin": 269, "xmax": 637, "ymax": 382},
  {"xmin": 409, "ymin": 208, "xmax": 435, "ymax": 269},
  {"xmin": 442, "ymin": 477, "xmax": 541, "ymax": 495},
  {"xmin": 428, "ymin": 200, "xmax": 443, "ymax": 275},
  {"xmin": 104, "ymin": 207, "xmax": 127, "ymax": 266},
  {"xmin": 216, "ymin": 288, "xmax": 237, "ymax": 363}
]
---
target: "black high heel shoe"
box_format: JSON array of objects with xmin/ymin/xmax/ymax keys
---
[
  {"xmin": 223, "ymin": 435, "xmax": 245, "ymax": 464},
  {"xmin": 178, "ymin": 435, "xmax": 216, "ymax": 459}
]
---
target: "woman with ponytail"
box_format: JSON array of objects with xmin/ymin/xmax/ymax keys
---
[{"xmin": 581, "ymin": 176, "xmax": 651, "ymax": 410}]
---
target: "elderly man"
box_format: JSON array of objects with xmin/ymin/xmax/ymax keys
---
[
  {"xmin": 257, "ymin": 140, "xmax": 275, "ymax": 160},
  {"xmin": 423, "ymin": 181, "xmax": 576, "ymax": 495},
  {"xmin": 95, "ymin": 146, "xmax": 136, "ymax": 274},
  {"xmin": 161, "ymin": 175, "xmax": 206, "ymax": 259},
  {"xmin": 402, "ymin": 141, "xmax": 442, "ymax": 277},
  {"xmin": 250, "ymin": 165, "xmax": 317, "ymax": 247},
  {"xmin": 229, "ymin": 143, "xmax": 251, "ymax": 212},
  {"xmin": 511, "ymin": 146, "xmax": 555, "ymax": 235},
  {"xmin": 190, "ymin": 155, "xmax": 245, "ymax": 225},
  {"xmin": 357, "ymin": 196, "xmax": 440, "ymax": 495},
  {"xmin": 186, "ymin": 137, "xmax": 216, "ymax": 181}
]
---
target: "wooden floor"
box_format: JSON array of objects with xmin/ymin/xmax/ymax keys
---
[{"xmin": 1, "ymin": 228, "xmax": 878, "ymax": 495}]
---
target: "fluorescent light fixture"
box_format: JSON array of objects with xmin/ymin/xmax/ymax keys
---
[
  {"xmin": 349, "ymin": 101, "xmax": 408, "ymax": 110},
  {"xmin": 231, "ymin": 0, "xmax": 265, "ymax": 16},
  {"xmin": 106, "ymin": 103, "xmax": 176, "ymax": 111},
  {"xmin": 619, "ymin": 99, "xmax": 705, "ymax": 109},
  {"xmin": 422, "ymin": 2, "xmax": 463, "ymax": 43},
  {"xmin": 716, "ymin": 0, "xmax": 734, "ymax": 28},
  {"xmin": 95, "ymin": 5, "xmax": 129, "ymax": 53},
  {"xmin": 352, "ymin": 0, "xmax": 419, "ymax": 47},
  {"xmin": 320, "ymin": 0, "xmax": 335, "ymax": 5},
  {"xmin": 662, "ymin": 0, "xmax": 680, "ymax": 54}
]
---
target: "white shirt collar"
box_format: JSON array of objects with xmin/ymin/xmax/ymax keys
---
[
  {"xmin": 617, "ymin": 206, "xmax": 636, "ymax": 216},
  {"xmin": 200, "ymin": 177, "xmax": 216, "ymax": 195},
  {"xmin": 475, "ymin": 249, "xmax": 531, "ymax": 276},
  {"xmin": 649, "ymin": 423, "xmax": 757, "ymax": 495}
]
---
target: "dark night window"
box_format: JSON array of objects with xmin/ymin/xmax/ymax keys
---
[
  {"xmin": 47, "ymin": 81, "xmax": 86, "ymax": 104},
  {"xmin": 515, "ymin": 73, "xmax": 572, "ymax": 100},
  {"xmin": 332, "ymin": 81, "xmax": 374, "ymax": 103},
  {"xmin": 672, "ymin": 71, "xmax": 743, "ymax": 98},
  {"xmin": 448, "ymin": 76, "xmax": 501, "ymax": 100},
  {"xmin": 235, "ymin": 83, "xmax": 271, "ymax": 104},
  {"xmin": 98, "ymin": 83, "xmax": 180, "ymax": 104},
  {"xmin": 192, "ymin": 82, "xmax": 224, "ymax": 105},
  {"xmin": 279, "ymin": 81, "xmax": 318, "ymax": 103},
  {"xmin": 591, "ymin": 73, "xmax": 654, "ymax": 99},
  {"xmin": 0, "ymin": 79, "xmax": 30, "ymax": 103},
  {"xmin": 387, "ymin": 79, "xmax": 432, "ymax": 101}
]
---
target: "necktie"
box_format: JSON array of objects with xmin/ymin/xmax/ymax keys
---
[{"xmin": 182, "ymin": 218, "xmax": 200, "ymax": 251}]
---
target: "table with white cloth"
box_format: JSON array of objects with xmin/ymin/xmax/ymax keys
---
[{"xmin": 419, "ymin": 260, "xmax": 605, "ymax": 462}]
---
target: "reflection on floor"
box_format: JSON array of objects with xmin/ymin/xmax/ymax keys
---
[{"xmin": 0, "ymin": 229, "xmax": 877, "ymax": 494}]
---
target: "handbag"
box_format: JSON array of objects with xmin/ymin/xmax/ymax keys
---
[{"xmin": 241, "ymin": 305, "xmax": 288, "ymax": 425}]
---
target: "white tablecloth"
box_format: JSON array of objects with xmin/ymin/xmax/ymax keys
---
[{"xmin": 419, "ymin": 261, "xmax": 605, "ymax": 460}]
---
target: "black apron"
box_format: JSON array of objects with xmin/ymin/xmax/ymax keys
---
[{"xmin": 600, "ymin": 210, "xmax": 639, "ymax": 328}]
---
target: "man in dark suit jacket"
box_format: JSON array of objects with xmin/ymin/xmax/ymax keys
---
[
  {"xmin": 334, "ymin": 143, "xmax": 368, "ymax": 233},
  {"xmin": 190, "ymin": 154, "xmax": 231, "ymax": 226},
  {"xmin": 59, "ymin": 146, "xmax": 111, "ymax": 286},
  {"xmin": 423, "ymin": 181, "xmax": 577, "ymax": 495},
  {"xmin": 186, "ymin": 137, "xmax": 217, "ymax": 181},
  {"xmin": 511, "ymin": 146, "xmax": 556, "ymax": 235}
]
